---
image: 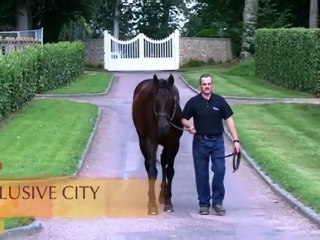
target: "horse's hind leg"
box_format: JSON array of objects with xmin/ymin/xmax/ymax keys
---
[{"xmin": 139, "ymin": 137, "xmax": 158, "ymax": 215}]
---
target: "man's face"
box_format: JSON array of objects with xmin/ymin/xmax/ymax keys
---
[{"xmin": 200, "ymin": 77, "xmax": 213, "ymax": 95}]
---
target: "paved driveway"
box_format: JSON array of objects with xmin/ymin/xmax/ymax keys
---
[{"xmin": 2, "ymin": 72, "xmax": 320, "ymax": 240}]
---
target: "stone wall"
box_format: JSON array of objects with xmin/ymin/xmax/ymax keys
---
[
  {"xmin": 84, "ymin": 37, "xmax": 233, "ymax": 68},
  {"xmin": 85, "ymin": 39, "xmax": 104, "ymax": 68},
  {"xmin": 179, "ymin": 37, "xmax": 233, "ymax": 66}
]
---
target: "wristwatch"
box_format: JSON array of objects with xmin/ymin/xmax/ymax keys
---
[{"xmin": 233, "ymin": 139, "xmax": 240, "ymax": 143}]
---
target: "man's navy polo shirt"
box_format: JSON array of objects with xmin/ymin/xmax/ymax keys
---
[{"xmin": 182, "ymin": 93, "xmax": 233, "ymax": 136}]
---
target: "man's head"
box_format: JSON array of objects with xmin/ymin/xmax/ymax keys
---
[{"xmin": 199, "ymin": 74, "xmax": 213, "ymax": 96}]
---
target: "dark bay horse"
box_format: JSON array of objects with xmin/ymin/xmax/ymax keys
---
[{"xmin": 132, "ymin": 74, "xmax": 183, "ymax": 215}]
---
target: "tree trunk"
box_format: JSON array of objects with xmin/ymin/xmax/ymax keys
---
[
  {"xmin": 240, "ymin": 0, "xmax": 258, "ymax": 59},
  {"xmin": 16, "ymin": 0, "xmax": 31, "ymax": 30},
  {"xmin": 309, "ymin": 0, "xmax": 318, "ymax": 28},
  {"xmin": 161, "ymin": 0, "xmax": 171, "ymax": 31},
  {"xmin": 113, "ymin": 0, "xmax": 121, "ymax": 38}
]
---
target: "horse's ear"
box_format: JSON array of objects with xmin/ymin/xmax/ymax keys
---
[
  {"xmin": 168, "ymin": 74, "xmax": 174, "ymax": 87},
  {"xmin": 153, "ymin": 74, "xmax": 159, "ymax": 86}
]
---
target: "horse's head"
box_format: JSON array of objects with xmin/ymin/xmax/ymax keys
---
[{"xmin": 152, "ymin": 74, "xmax": 177, "ymax": 137}]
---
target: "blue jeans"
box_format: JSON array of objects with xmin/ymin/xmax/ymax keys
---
[{"xmin": 192, "ymin": 135, "xmax": 225, "ymax": 207}]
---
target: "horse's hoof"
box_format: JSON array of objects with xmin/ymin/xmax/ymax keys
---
[
  {"xmin": 148, "ymin": 207, "xmax": 159, "ymax": 215},
  {"xmin": 164, "ymin": 205, "xmax": 174, "ymax": 213}
]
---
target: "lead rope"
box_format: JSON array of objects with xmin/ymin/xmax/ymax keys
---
[
  {"xmin": 169, "ymin": 121, "xmax": 188, "ymax": 131},
  {"xmin": 170, "ymin": 122, "xmax": 241, "ymax": 171},
  {"xmin": 219, "ymin": 151, "xmax": 241, "ymax": 172}
]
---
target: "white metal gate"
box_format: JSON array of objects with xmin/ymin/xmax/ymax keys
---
[{"xmin": 104, "ymin": 30, "xmax": 179, "ymax": 71}]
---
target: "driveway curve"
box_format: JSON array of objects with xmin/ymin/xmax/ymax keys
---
[{"xmin": 2, "ymin": 72, "xmax": 320, "ymax": 240}]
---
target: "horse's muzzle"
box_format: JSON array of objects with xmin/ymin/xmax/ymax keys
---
[
  {"xmin": 158, "ymin": 118, "xmax": 170, "ymax": 136},
  {"xmin": 158, "ymin": 125, "xmax": 170, "ymax": 136}
]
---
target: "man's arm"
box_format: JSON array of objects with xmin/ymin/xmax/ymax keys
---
[
  {"xmin": 181, "ymin": 118, "xmax": 196, "ymax": 134},
  {"xmin": 225, "ymin": 116, "xmax": 241, "ymax": 152},
  {"xmin": 181, "ymin": 99, "xmax": 196, "ymax": 134}
]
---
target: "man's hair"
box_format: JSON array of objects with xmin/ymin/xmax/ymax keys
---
[{"xmin": 199, "ymin": 73, "xmax": 213, "ymax": 85}]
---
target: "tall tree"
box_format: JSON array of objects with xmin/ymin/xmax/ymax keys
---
[
  {"xmin": 240, "ymin": 0, "xmax": 258, "ymax": 59},
  {"xmin": 113, "ymin": 0, "xmax": 121, "ymax": 38},
  {"xmin": 183, "ymin": 0, "xmax": 244, "ymax": 55},
  {"xmin": 15, "ymin": 0, "xmax": 32, "ymax": 30},
  {"xmin": 32, "ymin": 0, "xmax": 97, "ymax": 42},
  {"xmin": 257, "ymin": 0, "xmax": 292, "ymax": 28},
  {"xmin": 309, "ymin": 0, "xmax": 318, "ymax": 27},
  {"xmin": 0, "ymin": 1, "xmax": 15, "ymax": 30},
  {"xmin": 91, "ymin": 0, "xmax": 132, "ymax": 39},
  {"xmin": 127, "ymin": 0, "xmax": 186, "ymax": 38}
]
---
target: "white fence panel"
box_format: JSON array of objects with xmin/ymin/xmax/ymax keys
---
[
  {"xmin": 0, "ymin": 39, "xmax": 41, "ymax": 56},
  {"xmin": 0, "ymin": 28, "xmax": 43, "ymax": 44},
  {"xmin": 104, "ymin": 30, "xmax": 179, "ymax": 71}
]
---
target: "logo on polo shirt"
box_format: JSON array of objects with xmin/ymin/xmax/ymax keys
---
[{"xmin": 213, "ymin": 106, "xmax": 220, "ymax": 111}]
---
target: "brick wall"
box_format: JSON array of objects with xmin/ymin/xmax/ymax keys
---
[{"xmin": 84, "ymin": 37, "xmax": 233, "ymax": 68}]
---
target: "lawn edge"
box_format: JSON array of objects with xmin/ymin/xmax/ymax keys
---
[
  {"xmin": 223, "ymin": 129, "xmax": 320, "ymax": 227},
  {"xmin": 0, "ymin": 221, "xmax": 43, "ymax": 239},
  {"xmin": 179, "ymin": 75, "xmax": 319, "ymax": 102},
  {"xmin": 1, "ymin": 73, "xmax": 109, "ymax": 236},
  {"xmin": 72, "ymin": 106, "xmax": 102, "ymax": 176},
  {"xmin": 179, "ymin": 74, "xmax": 320, "ymax": 227},
  {"xmin": 35, "ymin": 73, "xmax": 115, "ymax": 97},
  {"xmin": 1, "ymin": 106, "xmax": 102, "ymax": 236}
]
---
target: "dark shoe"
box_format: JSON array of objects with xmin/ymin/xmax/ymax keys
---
[
  {"xmin": 212, "ymin": 205, "xmax": 225, "ymax": 216},
  {"xmin": 199, "ymin": 206, "xmax": 210, "ymax": 215}
]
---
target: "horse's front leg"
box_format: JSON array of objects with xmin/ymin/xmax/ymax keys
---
[
  {"xmin": 158, "ymin": 151, "xmax": 167, "ymax": 205},
  {"xmin": 162, "ymin": 141, "xmax": 180, "ymax": 213},
  {"xmin": 139, "ymin": 137, "xmax": 158, "ymax": 215}
]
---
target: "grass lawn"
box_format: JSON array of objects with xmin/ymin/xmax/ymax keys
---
[
  {"xmin": 182, "ymin": 58, "xmax": 313, "ymax": 98},
  {"xmin": 232, "ymin": 103, "xmax": 320, "ymax": 212},
  {"xmin": 46, "ymin": 71, "xmax": 112, "ymax": 94},
  {"xmin": 2, "ymin": 218, "xmax": 34, "ymax": 231},
  {"xmin": 0, "ymin": 99, "xmax": 98, "ymax": 178},
  {"xmin": 0, "ymin": 99, "xmax": 98, "ymax": 229}
]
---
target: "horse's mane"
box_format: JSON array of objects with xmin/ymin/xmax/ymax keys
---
[{"xmin": 156, "ymin": 79, "xmax": 172, "ymax": 89}]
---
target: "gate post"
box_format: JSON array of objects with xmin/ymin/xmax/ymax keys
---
[
  {"xmin": 174, "ymin": 29, "xmax": 180, "ymax": 70},
  {"xmin": 104, "ymin": 30, "xmax": 110, "ymax": 70},
  {"xmin": 139, "ymin": 33, "xmax": 144, "ymax": 71}
]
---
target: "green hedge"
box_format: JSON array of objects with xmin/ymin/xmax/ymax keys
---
[
  {"xmin": 195, "ymin": 28, "xmax": 220, "ymax": 38},
  {"xmin": 255, "ymin": 28, "xmax": 320, "ymax": 96},
  {"xmin": 0, "ymin": 41, "xmax": 84, "ymax": 119},
  {"xmin": 36, "ymin": 41, "xmax": 84, "ymax": 92}
]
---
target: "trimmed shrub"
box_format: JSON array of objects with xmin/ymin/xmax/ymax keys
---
[
  {"xmin": 195, "ymin": 28, "xmax": 220, "ymax": 38},
  {"xmin": 59, "ymin": 15, "xmax": 92, "ymax": 41},
  {"xmin": 35, "ymin": 41, "xmax": 85, "ymax": 92},
  {"xmin": 255, "ymin": 28, "xmax": 320, "ymax": 96},
  {"xmin": 0, "ymin": 41, "xmax": 85, "ymax": 119}
]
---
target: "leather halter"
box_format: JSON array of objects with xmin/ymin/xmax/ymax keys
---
[{"xmin": 153, "ymin": 94, "xmax": 177, "ymax": 121}]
